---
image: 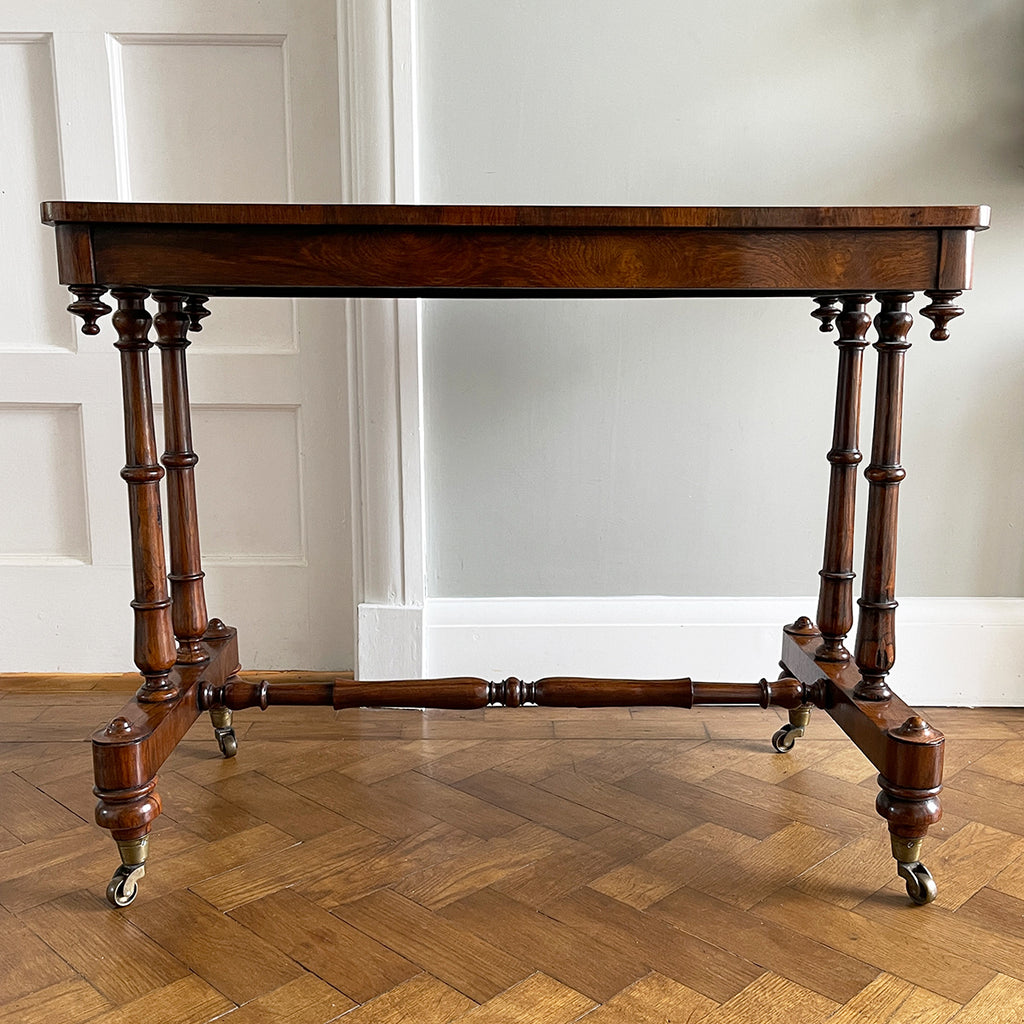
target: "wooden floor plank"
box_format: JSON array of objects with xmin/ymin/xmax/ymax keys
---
[
  {"xmin": 818, "ymin": 971, "xmax": 959, "ymax": 1024},
  {"xmin": 575, "ymin": 971, "xmax": 718, "ymax": 1024},
  {"xmin": 534, "ymin": 770, "xmax": 698, "ymax": 838},
  {"xmin": 323, "ymin": 973, "xmax": 476, "ymax": 1024},
  {"xmin": 0, "ymin": 979, "xmax": 112, "ymax": 1024},
  {"xmin": 417, "ymin": 738, "xmax": 558, "ymax": 784},
  {"xmin": 333, "ymin": 888, "xmax": 532, "ymax": 1003},
  {"xmin": 498, "ymin": 738, "xmax": 628, "ymax": 784},
  {"xmin": 452, "ymin": 973, "xmax": 595, "ymax": 1023},
  {"xmin": 186, "ymin": 822, "xmax": 390, "ymax": 912},
  {"xmin": 137, "ymin": 823, "xmax": 299, "ymax": 901},
  {"xmin": 789, "ymin": 834, "xmax": 897, "ymax": 908},
  {"xmin": 615, "ymin": 767, "xmax": 796, "ymax": 840},
  {"xmin": 543, "ymin": 887, "xmax": 762, "ymax": 1003},
  {"xmin": 393, "ymin": 823, "xmax": 574, "ymax": 910},
  {"xmin": 308, "ymin": 823, "xmax": 482, "ymax": 909},
  {"xmin": 438, "ymin": 888, "xmax": 649, "ymax": 1002},
  {"xmin": 567, "ymin": 739, "xmax": 703, "ymax": 783},
  {"xmin": 372, "ymin": 770, "xmax": 532, "ymax": 839},
  {"xmin": 946, "ymin": 975, "xmax": 1024, "ymax": 1024},
  {"xmin": 0, "ymin": 771, "xmax": 86, "ymax": 841},
  {"xmin": 204, "ymin": 975, "xmax": 354, "ymax": 1024},
  {"xmin": 78, "ymin": 975, "xmax": 234, "ymax": 1024},
  {"xmin": 910, "ymin": 821, "xmax": 1024, "ymax": 910},
  {"xmin": 203, "ymin": 770, "xmax": 354, "ymax": 841},
  {"xmin": 940, "ymin": 771, "xmax": 1024, "ymax": 837},
  {"xmin": 20, "ymin": 891, "xmax": 188, "ymax": 1005},
  {"xmin": 228, "ymin": 888, "xmax": 420, "ymax": 1003},
  {"xmin": 696, "ymin": 972, "xmax": 839, "ymax": 1024},
  {"xmin": 0, "ymin": 905, "xmax": 76, "ymax": 1005},
  {"xmin": 963, "ymin": 740, "xmax": 1024, "ymax": 785},
  {"xmin": 699, "ymin": 768, "xmax": 879, "ymax": 839},
  {"xmin": 156, "ymin": 771, "xmax": 265, "ymax": 842},
  {"xmin": 454, "ymin": 768, "xmax": 617, "ymax": 838},
  {"xmin": 857, "ymin": 887, "xmax": 1024, "ymax": 986},
  {"xmin": 493, "ymin": 837, "xmax": 627, "ymax": 908},
  {"xmin": 753, "ymin": 889, "xmax": 993, "ymax": 1004},
  {"xmin": 647, "ymin": 886, "xmax": 881, "ymax": 1004},
  {"xmin": 5, "ymin": 698, "xmax": 1024, "ymax": 1023},
  {"xmin": 124, "ymin": 890, "xmax": 304, "ymax": 1004},
  {"xmin": 300, "ymin": 767, "xmax": 443, "ymax": 838}
]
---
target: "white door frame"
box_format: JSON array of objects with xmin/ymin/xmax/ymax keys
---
[{"xmin": 339, "ymin": 0, "xmax": 426, "ymax": 678}]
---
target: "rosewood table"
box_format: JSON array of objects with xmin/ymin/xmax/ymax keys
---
[{"xmin": 40, "ymin": 202, "xmax": 989, "ymax": 908}]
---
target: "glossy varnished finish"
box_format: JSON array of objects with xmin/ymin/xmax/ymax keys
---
[
  {"xmin": 39, "ymin": 203, "xmax": 988, "ymax": 907},
  {"xmin": 8, "ymin": 692, "xmax": 1024, "ymax": 1020},
  {"xmin": 111, "ymin": 289, "xmax": 177, "ymax": 703},
  {"xmin": 153, "ymin": 293, "xmax": 208, "ymax": 665},
  {"xmin": 42, "ymin": 203, "xmax": 989, "ymax": 298},
  {"xmin": 816, "ymin": 295, "xmax": 872, "ymax": 662}
]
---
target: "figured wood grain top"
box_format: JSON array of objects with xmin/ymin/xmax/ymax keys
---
[{"xmin": 40, "ymin": 202, "xmax": 991, "ymax": 230}]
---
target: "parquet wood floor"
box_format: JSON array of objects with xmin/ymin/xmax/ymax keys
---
[{"xmin": 2, "ymin": 675, "xmax": 1023, "ymax": 1022}]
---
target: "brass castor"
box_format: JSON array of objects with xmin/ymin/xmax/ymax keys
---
[
  {"xmin": 210, "ymin": 707, "xmax": 237, "ymax": 758},
  {"xmin": 106, "ymin": 836, "xmax": 147, "ymax": 908},
  {"xmin": 215, "ymin": 727, "xmax": 238, "ymax": 758},
  {"xmin": 771, "ymin": 704, "xmax": 812, "ymax": 752},
  {"xmin": 771, "ymin": 723, "xmax": 801, "ymax": 752},
  {"xmin": 106, "ymin": 864, "xmax": 144, "ymax": 907},
  {"xmin": 898, "ymin": 861, "xmax": 937, "ymax": 905},
  {"xmin": 892, "ymin": 836, "xmax": 937, "ymax": 905}
]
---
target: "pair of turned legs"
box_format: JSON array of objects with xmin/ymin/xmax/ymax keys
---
[{"xmin": 70, "ymin": 286, "xmax": 962, "ymax": 907}]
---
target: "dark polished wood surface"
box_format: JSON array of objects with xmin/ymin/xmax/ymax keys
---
[
  {"xmin": 41, "ymin": 203, "xmax": 988, "ymax": 909},
  {"xmin": 42, "ymin": 202, "xmax": 989, "ymax": 298},
  {"xmin": 41, "ymin": 202, "xmax": 991, "ymax": 227}
]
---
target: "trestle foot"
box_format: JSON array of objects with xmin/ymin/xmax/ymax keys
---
[{"xmin": 106, "ymin": 836, "xmax": 148, "ymax": 908}]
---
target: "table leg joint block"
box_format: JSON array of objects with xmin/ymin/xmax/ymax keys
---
[
  {"xmin": 92, "ymin": 621, "xmax": 240, "ymax": 839},
  {"xmin": 780, "ymin": 620, "xmax": 943, "ymax": 902}
]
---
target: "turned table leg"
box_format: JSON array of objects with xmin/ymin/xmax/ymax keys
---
[
  {"xmin": 66, "ymin": 286, "xmax": 179, "ymax": 902},
  {"xmin": 153, "ymin": 292, "xmax": 209, "ymax": 665},
  {"xmin": 817, "ymin": 294, "xmax": 872, "ymax": 663},
  {"xmin": 152, "ymin": 294, "xmax": 239, "ymax": 757},
  {"xmin": 854, "ymin": 292, "xmax": 914, "ymax": 704},
  {"xmin": 854, "ymin": 291, "xmax": 947, "ymax": 902},
  {"xmin": 112, "ymin": 287, "xmax": 178, "ymax": 702},
  {"xmin": 773, "ymin": 295, "xmax": 872, "ymax": 752}
]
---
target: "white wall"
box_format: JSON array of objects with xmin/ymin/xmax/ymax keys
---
[{"xmin": 411, "ymin": 0, "xmax": 1024, "ymax": 702}]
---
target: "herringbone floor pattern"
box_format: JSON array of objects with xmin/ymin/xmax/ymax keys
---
[{"xmin": 3, "ymin": 676, "xmax": 1024, "ymax": 1023}]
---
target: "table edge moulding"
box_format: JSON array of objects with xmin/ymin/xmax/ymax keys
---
[{"xmin": 40, "ymin": 202, "xmax": 990, "ymax": 909}]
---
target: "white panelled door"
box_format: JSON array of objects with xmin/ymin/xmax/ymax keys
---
[{"xmin": 0, "ymin": 2, "xmax": 355, "ymax": 670}]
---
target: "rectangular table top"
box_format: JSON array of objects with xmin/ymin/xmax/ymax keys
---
[{"xmin": 42, "ymin": 203, "xmax": 989, "ymax": 298}]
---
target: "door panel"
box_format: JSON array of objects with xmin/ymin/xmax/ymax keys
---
[{"xmin": 0, "ymin": 2, "xmax": 353, "ymax": 671}]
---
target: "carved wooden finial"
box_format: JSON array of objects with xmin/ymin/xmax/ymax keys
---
[
  {"xmin": 184, "ymin": 295, "xmax": 211, "ymax": 332},
  {"xmin": 67, "ymin": 286, "xmax": 112, "ymax": 335},
  {"xmin": 811, "ymin": 295, "xmax": 841, "ymax": 333},
  {"xmin": 920, "ymin": 290, "xmax": 963, "ymax": 341},
  {"xmin": 890, "ymin": 716, "xmax": 942, "ymax": 742},
  {"xmin": 783, "ymin": 616, "xmax": 819, "ymax": 637}
]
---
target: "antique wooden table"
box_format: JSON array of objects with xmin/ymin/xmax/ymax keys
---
[{"xmin": 41, "ymin": 202, "xmax": 989, "ymax": 908}]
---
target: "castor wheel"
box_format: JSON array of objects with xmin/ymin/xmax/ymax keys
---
[
  {"xmin": 772, "ymin": 723, "xmax": 802, "ymax": 752},
  {"xmin": 771, "ymin": 702, "xmax": 811, "ymax": 753},
  {"xmin": 215, "ymin": 727, "xmax": 238, "ymax": 758},
  {"xmin": 106, "ymin": 863, "xmax": 145, "ymax": 908},
  {"xmin": 210, "ymin": 707, "xmax": 237, "ymax": 758},
  {"xmin": 897, "ymin": 860, "xmax": 937, "ymax": 905}
]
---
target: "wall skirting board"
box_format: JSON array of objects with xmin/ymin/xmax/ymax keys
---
[{"xmin": 359, "ymin": 597, "xmax": 1024, "ymax": 707}]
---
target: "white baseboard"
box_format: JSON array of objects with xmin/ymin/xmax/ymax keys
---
[
  {"xmin": 421, "ymin": 597, "xmax": 1024, "ymax": 707},
  {"xmin": 357, "ymin": 604, "xmax": 424, "ymax": 680}
]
